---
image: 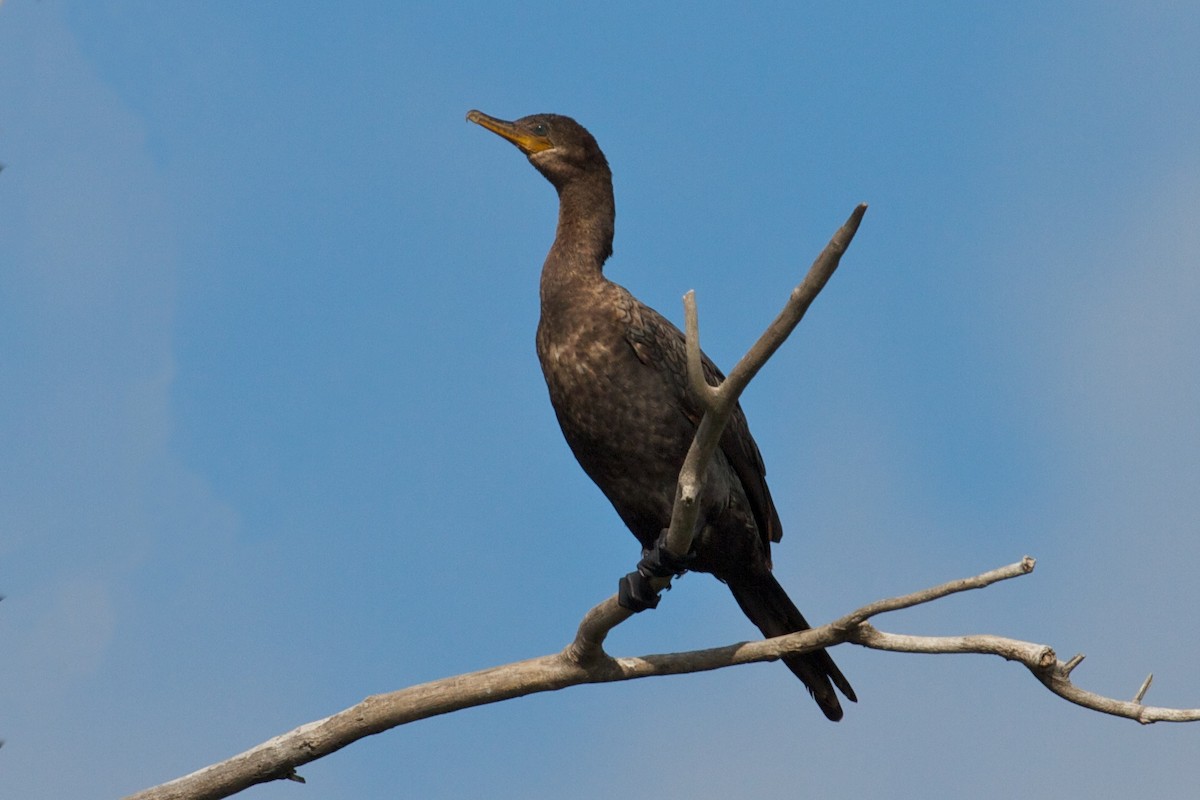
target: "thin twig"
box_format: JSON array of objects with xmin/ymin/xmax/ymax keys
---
[
  {"xmin": 721, "ymin": 203, "xmax": 867, "ymax": 398},
  {"xmin": 833, "ymin": 556, "xmax": 1035, "ymax": 629},
  {"xmin": 683, "ymin": 291, "xmax": 714, "ymax": 408},
  {"xmin": 1134, "ymin": 674, "xmax": 1154, "ymax": 704}
]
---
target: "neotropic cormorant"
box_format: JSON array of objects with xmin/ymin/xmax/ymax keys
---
[{"xmin": 467, "ymin": 110, "xmax": 855, "ymax": 721}]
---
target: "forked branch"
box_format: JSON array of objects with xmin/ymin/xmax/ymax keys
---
[
  {"xmin": 568, "ymin": 203, "xmax": 868, "ymax": 659},
  {"xmin": 123, "ymin": 557, "xmax": 1200, "ymax": 800},
  {"xmin": 123, "ymin": 205, "xmax": 1197, "ymax": 800},
  {"xmin": 668, "ymin": 203, "xmax": 868, "ymax": 558}
]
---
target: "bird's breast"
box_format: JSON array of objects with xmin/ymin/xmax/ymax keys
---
[{"xmin": 536, "ymin": 306, "xmax": 689, "ymax": 479}]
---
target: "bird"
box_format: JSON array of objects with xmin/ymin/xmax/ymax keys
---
[{"xmin": 467, "ymin": 109, "xmax": 855, "ymax": 721}]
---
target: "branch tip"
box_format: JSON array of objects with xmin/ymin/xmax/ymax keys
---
[
  {"xmin": 1134, "ymin": 673, "xmax": 1154, "ymax": 704},
  {"xmin": 682, "ymin": 290, "xmax": 716, "ymax": 407},
  {"xmin": 1062, "ymin": 653, "xmax": 1085, "ymax": 675}
]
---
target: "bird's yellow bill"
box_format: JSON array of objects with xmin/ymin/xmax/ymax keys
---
[{"xmin": 466, "ymin": 110, "xmax": 553, "ymax": 154}]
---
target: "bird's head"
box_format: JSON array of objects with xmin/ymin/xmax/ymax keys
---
[{"xmin": 466, "ymin": 110, "xmax": 609, "ymax": 189}]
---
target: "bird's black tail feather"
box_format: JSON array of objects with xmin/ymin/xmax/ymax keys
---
[{"xmin": 727, "ymin": 573, "xmax": 856, "ymax": 721}]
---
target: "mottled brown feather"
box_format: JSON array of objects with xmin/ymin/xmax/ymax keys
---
[{"xmin": 469, "ymin": 110, "xmax": 854, "ymax": 720}]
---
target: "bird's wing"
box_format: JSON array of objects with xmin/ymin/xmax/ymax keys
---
[{"xmin": 622, "ymin": 292, "xmax": 784, "ymax": 549}]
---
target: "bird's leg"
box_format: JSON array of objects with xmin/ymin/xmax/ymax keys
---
[{"xmin": 617, "ymin": 530, "xmax": 693, "ymax": 612}]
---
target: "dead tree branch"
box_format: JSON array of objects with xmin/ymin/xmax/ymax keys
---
[
  {"xmin": 124, "ymin": 204, "xmax": 865, "ymax": 800},
  {"xmin": 847, "ymin": 625, "xmax": 1198, "ymax": 723},
  {"xmin": 122, "ymin": 206, "xmax": 1198, "ymax": 800},
  {"xmin": 568, "ymin": 203, "xmax": 867, "ymax": 661},
  {"xmin": 123, "ymin": 556, "xmax": 1200, "ymax": 800},
  {"xmin": 667, "ymin": 202, "xmax": 868, "ymax": 558}
]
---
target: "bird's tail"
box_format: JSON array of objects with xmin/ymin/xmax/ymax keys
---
[{"xmin": 727, "ymin": 573, "xmax": 856, "ymax": 721}]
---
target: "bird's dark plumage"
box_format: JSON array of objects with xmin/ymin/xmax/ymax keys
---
[{"xmin": 467, "ymin": 110, "xmax": 855, "ymax": 720}]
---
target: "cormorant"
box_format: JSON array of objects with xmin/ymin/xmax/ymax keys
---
[{"xmin": 467, "ymin": 110, "xmax": 855, "ymax": 721}]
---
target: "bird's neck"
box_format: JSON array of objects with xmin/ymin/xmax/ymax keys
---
[{"xmin": 541, "ymin": 171, "xmax": 615, "ymax": 306}]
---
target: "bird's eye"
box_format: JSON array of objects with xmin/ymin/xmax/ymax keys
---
[{"xmin": 531, "ymin": 123, "xmax": 548, "ymax": 136}]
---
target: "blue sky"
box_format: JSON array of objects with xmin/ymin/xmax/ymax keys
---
[{"xmin": 3, "ymin": 2, "xmax": 1199, "ymax": 797}]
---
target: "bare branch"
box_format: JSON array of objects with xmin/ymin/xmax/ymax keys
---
[
  {"xmin": 564, "ymin": 595, "xmax": 632, "ymax": 665},
  {"xmin": 122, "ymin": 199, "xmax": 1198, "ymax": 800},
  {"xmin": 572, "ymin": 205, "xmax": 867, "ymax": 657},
  {"xmin": 1134, "ymin": 673, "xmax": 1154, "ymax": 704},
  {"xmin": 664, "ymin": 203, "xmax": 867, "ymax": 559},
  {"xmin": 683, "ymin": 291, "xmax": 714, "ymax": 409},
  {"xmin": 846, "ymin": 625, "xmax": 1200, "ymax": 724},
  {"xmin": 124, "ymin": 557, "xmax": 1200, "ymax": 799},
  {"xmin": 722, "ymin": 202, "xmax": 867, "ymax": 399},
  {"xmin": 833, "ymin": 555, "xmax": 1036, "ymax": 628}
]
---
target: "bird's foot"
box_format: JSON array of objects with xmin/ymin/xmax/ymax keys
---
[
  {"xmin": 617, "ymin": 570, "xmax": 662, "ymax": 611},
  {"xmin": 617, "ymin": 533, "xmax": 693, "ymax": 613}
]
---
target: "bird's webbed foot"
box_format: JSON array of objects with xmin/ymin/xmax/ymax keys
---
[{"xmin": 617, "ymin": 531, "xmax": 693, "ymax": 613}]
